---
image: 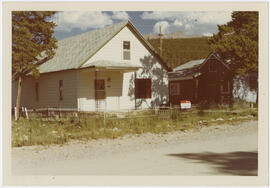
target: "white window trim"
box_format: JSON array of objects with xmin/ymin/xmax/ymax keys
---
[
  {"xmin": 122, "ymin": 40, "xmax": 131, "ymax": 61},
  {"xmin": 220, "ymin": 80, "xmax": 230, "ymax": 94}
]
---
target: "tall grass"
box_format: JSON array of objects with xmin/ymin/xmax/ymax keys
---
[{"xmin": 12, "ymin": 107, "xmax": 257, "ymax": 147}]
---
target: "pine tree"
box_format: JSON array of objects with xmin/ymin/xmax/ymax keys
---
[
  {"xmin": 12, "ymin": 11, "xmax": 58, "ymax": 119},
  {"xmin": 208, "ymin": 11, "xmax": 258, "ymax": 103}
]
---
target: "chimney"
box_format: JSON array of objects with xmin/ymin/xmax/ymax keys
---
[{"xmin": 158, "ymin": 25, "xmax": 163, "ymax": 56}]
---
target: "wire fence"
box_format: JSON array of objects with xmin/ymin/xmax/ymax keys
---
[
  {"xmin": 12, "ymin": 106, "xmax": 191, "ymax": 121},
  {"xmin": 12, "ymin": 102, "xmax": 256, "ymax": 127}
]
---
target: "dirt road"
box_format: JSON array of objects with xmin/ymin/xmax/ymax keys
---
[{"xmin": 12, "ymin": 120, "xmax": 258, "ymax": 176}]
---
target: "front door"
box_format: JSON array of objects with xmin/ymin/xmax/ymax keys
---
[{"xmin": 95, "ymin": 79, "xmax": 106, "ymax": 111}]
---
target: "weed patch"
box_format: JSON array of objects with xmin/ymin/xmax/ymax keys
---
[{"xmin": 12, "ymin": 107, "xmax": 257, "ymax": 147}]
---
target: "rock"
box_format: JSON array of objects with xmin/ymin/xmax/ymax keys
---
[
  {"xmin": 116, "ymin": 114, "xmax": 125, "ymax": 118},
  {"xmin": 216, "ymin": 118, "xmax": 224, "ymax": 121}
]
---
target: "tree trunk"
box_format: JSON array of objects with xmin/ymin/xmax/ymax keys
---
[
  {"xmin": 15, "ymin": 75, "xmax": 22, "ymax": 120},
  {"xmin": 256, "ymin": 87, "xmax": 258, "ymax": 105}
]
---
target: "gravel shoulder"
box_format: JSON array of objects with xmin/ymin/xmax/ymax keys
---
[{"xmin": 12, "ymin": 120, "xmax": 258, "ymax": 176}]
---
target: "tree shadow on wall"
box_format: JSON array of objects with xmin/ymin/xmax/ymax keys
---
[
  {"xmin": 128, "ymin": 55, "xmax": 168, "ymax": 108},
  {"xmin": 233, "ymin": 75, "xmax": 256, "ymax": 101},
  {"xmin": 167, "ymin": 151, "xmax": 258, "ymax": 176}
]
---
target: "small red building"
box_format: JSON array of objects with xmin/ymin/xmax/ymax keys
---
[{"xmin": 168, "ymin": 53, "xmax": 233, "ymax": 105}]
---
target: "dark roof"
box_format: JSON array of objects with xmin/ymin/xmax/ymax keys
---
[
  {"xmin": 173, "ymin": 59, "xmax": 205, "ymax": 72},
  {"xmin": 169, "ymin": 52, "xmax": 231, "ymax": 81}
]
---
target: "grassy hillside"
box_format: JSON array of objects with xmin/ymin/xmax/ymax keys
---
[{"xmin": 148, "ymin": 37, "xmax": 212, "ymax": 69}]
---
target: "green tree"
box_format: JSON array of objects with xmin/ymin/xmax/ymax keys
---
[
  {"xmin": 12, "ymin": 11, "xmax": 57, "ymax": 119},
  {"xmin": 208, "ymin": 11, "xmax": 258, "ymax": 103}
]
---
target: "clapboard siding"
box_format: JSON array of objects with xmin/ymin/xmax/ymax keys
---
[
  {"xmin": 12, "ymin": 70, "xmax": 78, "ymax": 109},
  {"xmin": 81, "ymin": 26, "xmax": 168, "ymax": 110},
  {"xmin": 77, "ymin": 70, "xmax": 132, "ymax": 111},
  {"xmin": 13, "ymin": 24, "xmax": 168, "ymax": 112}
]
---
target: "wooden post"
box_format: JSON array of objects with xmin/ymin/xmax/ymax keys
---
[
  {"xmin": 15, "ymin": 75, "xmax": 22, "ymax": 120},
  {"xmin": 14, "ymin": 107, "xmax": 17, "ymax": 121},
  {"xmin": 94, "ymin": 70, "xmax": 98, "ymax": 112},
  {"xmin": 25, "ymin": 107, "xmax": 29, "ymax": 119},
  {"xmin": 134, "ymin": 72, "xmax": 137, "ymax": 110},
  {"xmin": 159, "ymin": 25, "xmax": 163, "ymax": 56},
  {"xmin": 104, "ymin": 100, "xmax": 106, "ymax": 127}
]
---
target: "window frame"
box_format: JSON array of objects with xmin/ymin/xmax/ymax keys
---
[
  {"xmin": 123, "ymin": 41, "xmax": 131, "ymax": 60},
  {"xmin": 220, "ymin": 80, "xmax": 230, "ymax": 94},
  {"xmin": 135, "ymin": 78, "xmax": 151, "ymax": 99}
]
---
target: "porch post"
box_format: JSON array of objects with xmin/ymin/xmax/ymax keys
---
[
  {"xmin": 94, "ymin": 69, "xmax": 98, "ymax": 111},
  {"xmin": 134, "ymin": 72, "xmax": 137, "ymax": 110}
]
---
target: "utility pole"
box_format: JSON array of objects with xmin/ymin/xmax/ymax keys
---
[{"xmin": 158, "ymin": 25, "xmax": 163, "ymax": 57}]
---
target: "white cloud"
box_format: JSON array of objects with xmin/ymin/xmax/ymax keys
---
[
  {"xmin": 112, "ymin": 11, "xmax": 129, "ymax": 20},
  {"xmin": 173, "ymin": 19, "xmax": 183, "ymax": 27},
  {"xmin": 184, "ymin": 24, "xmax": 193, "ymax": 30},
  {"xmin": 184, "ymin": 12, "xmax": 232, "ymax": 25},
  {"xmin": 153, "ymin": 21, "xmax": 170, "ymax": 34},
  {"xmin": 53, "ymin": 11, "xmax": 113, "ymax": 32},
  {"xmin": 141, "ymin": 11, "xmax": 232, "ymax": 25},
  {"xmin": 141, "ymin": 11, "xmax": 178, "ymax": 21},
  {"xmin": 203, "ymin": 32, "xmax": 213, "ymax": 37}
]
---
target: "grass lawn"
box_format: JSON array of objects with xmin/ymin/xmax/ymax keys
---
[{"xmin": 12, "ymin": 103, "xmax": 258, "ymax": 147}]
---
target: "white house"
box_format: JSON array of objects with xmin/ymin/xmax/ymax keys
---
[{"xmin": 12, "ymin": 21, "xmax": 170, "ymax": 112}]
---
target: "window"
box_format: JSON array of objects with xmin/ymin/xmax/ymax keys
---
[
  {"xmin": 123, "ymin": 41, "xmax": 130, "ymax": 60},
  {"xmin": 135, "ymin": 79, "xmax": 151, "ymax": 99},
  {"xmin": 59, "ymin": 80, "xmax": 63, "ymax": 100},
  {"xmin": 35, "ymin": 82, "xmax": 39, "ymax": 101},
  {"xmin": 221, "ymin": 80, "xmax": 230, "ymax": 94},
  {"xmin": 209, "ymin": 60, "xmax": 217, "ymax": 72},
  {"xmin": 95, "ymin": 79, "xmax": 105, "ymax": 99},
  {"xmin": 170, "ymin": 83, "xmax": 180, "ymax": 96}
]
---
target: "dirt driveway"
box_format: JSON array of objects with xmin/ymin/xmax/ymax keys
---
[{"xmin": 12, "ymin": 120, "xmax": 258, "ymax": 176}]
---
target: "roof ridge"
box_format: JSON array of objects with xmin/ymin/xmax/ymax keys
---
[{"xmin": 58, "ymin": 20, "xmax": 129, "ymax": 43}]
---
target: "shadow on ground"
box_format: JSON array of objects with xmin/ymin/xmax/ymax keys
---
[{"xmin": 167, "ymin": 151, "xmax": 258, "ymax": 176}]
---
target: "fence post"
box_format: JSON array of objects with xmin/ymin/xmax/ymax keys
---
[
  {"xmin": 14, "ymin": 107, "xmax": 17, "ymax": 121},
  {"xmin": 25, "ymin": 107, "xmax": 29, "ymax": 119},
  {"xmin": 47, "ymin": 107, "xmax": 49, "ymax": 117},
  {"xmin": 104, "ymin": 100, "xmax": 106, "ymax": 127}
]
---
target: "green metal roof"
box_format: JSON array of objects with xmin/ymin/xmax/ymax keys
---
[{"xmin": 38, "ymin": 21, "xmax": 128, "ymax": 74}]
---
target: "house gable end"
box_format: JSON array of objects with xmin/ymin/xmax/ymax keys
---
[
  {"xmin": 81, "ymin": 21, "xmax": 170, "ymax": 72},
  {"xmin": 199, "ymin": 53, "xmax": 231, "ymax": 73}
]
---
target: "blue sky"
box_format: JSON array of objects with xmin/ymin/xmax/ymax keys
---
[{"xmin": 53, "ymin": 11, "xmax": 233, "ymax": 40}]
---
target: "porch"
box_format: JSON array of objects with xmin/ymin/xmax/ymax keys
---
[{"xmin": 77, "ymin": 60, "xmax": 141, "ymax": 112}]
